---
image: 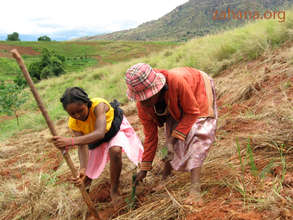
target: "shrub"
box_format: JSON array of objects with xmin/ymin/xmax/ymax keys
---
[
  {"xmin": 28, "ymin": 48, "xmax": 65, "ymax": 81},
  {"xmin": 40, "ymin": 66, "xmax": 54, "ymax": 79},
  {"xmin": 29, "ymin": 62, "xmax": 43, "ymax": 81},
  {"xmin": 38, "ymin": 35, "xmax": 51, "ymax": 41}
]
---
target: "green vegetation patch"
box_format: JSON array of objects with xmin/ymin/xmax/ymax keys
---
[{"xmin": 0, "ymin": 41, "xmax": 178, "ymax": 82}]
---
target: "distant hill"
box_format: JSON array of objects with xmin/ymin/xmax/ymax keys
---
[{"xmin": 80, "ymin": 0, "xmax": 293, "ymax": 41}]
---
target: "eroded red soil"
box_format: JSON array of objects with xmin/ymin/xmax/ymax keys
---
[{"xmin": 0, "ymin": 44, "xmax": 40, "ymax": 58}]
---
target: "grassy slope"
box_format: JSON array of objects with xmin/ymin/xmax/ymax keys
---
[
  {"xmin": 0, "ymin": 41, "xmax": 179, "ymax": 81},
  {"xmin": 0, "ymin": 9, "xmax": 292, "ymax": 220}
]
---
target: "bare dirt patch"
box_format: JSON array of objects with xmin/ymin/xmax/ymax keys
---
[{"xmin": 0, "ymin": 43, "xmax": 40, "ymax": 58}]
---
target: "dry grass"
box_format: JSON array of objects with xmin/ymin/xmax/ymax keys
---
[{"xmin": 1, "ymin": 41, "xmax": 293, "ymax": 219}]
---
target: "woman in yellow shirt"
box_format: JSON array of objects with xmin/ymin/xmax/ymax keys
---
[{"xmin": 52, "ymin": 87, "xmax": 143, "ymax": 205}]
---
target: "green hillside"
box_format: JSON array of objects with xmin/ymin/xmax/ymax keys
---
[
  {"xmin": 82, "ymin": 0, "xmax": 293, "ymax": 41},
  {"xmin": 0, "ymin": 41, "xmax": 179, "ymax": 81}
]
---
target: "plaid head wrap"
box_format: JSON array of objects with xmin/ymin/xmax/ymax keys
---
[{"xmin": 125, "ymin": 63, "xmax": 166, "ymax": 101}]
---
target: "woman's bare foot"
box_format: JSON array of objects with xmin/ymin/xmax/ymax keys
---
[
  {"xmin": 110, "ymin": 188, "xmax": 122, "ymax": 210},
  {"xmin": 184, "ymin": 167, "xmax": 204, "ymax": 206},
  {"xmin": 110, "ymin": 189, "xmax": 120, "ymax": 202},
  {"xmin": 184, "ymin": 184, "xmax": 203, "ymax": 206},
  {"xmin": 185, "ymin": 190, "xmax": 202, "ymax": 204}
]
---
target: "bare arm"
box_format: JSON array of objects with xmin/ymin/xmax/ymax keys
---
[
  {"xmin": 74, "ymin": 102, "xmax": 108, "ymax": 145},
  {"xmin": 72, "ymin": 130, "xmax": 88, "ymax": 171},
  {"xmin": 52, "ymin": 102, "xmax": 109, "ymax": 148}
]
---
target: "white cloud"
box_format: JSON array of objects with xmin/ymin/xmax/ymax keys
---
[{"xmin": 0, "ymin": 0, "xmax": 188, "ymax": 38}]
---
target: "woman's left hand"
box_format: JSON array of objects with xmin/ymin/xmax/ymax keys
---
[
  {"xmin": 52, "ymin": 136, "xmax": 72, "ymax": 149},
  {"xmin": 168, "ymin": 136, "xmax": 177, "ymax": 147}
]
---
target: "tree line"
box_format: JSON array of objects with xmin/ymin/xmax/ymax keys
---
[{"xmin": 6, "ymin": 32, "xmax": 52, "ymax": 41}]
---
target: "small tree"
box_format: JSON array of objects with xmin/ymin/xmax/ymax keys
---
[
  {"xmin": 38, "ymin": 35, "xmax": 51, "ymax": 41},
  {"xmin": 7, "ymin": 32, "xmax": 20, "ymax": 41},
  {"xmin": 28, "ymin": 48, "xmax": 65, "ymax": 81},
  {"xmin": 0, "ymin": 81, "xmax": 27, "ymax": 125}
]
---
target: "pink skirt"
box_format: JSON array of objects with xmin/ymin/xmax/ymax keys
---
[
  {"xmin": 165, "ymin": 79, "xmax": 217, "ymax": 171},
  {"xmin": 86, "ymin": 116, "xmax": 144, "ymax": 179}
]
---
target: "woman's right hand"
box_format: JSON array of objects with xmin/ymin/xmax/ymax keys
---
[
  {"xmin": 134, "ymin": 170, "xmax": 147, "ymax": 186},
  {"xmin": 52, "ymin": 136, "xmax": 73, "ymax": 149},
  {"xmin": 71, "ymin": 168, "xmax": 87, "ymax": 187}
]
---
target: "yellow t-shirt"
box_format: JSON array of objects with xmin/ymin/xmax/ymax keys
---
[{"xmin": 68, "ymin": 98, "xmax": 114, "ymax": 134}]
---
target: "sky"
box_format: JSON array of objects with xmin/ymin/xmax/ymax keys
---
[{"xmin": 0, "ymin": 0, "xmax": 189, "ymax": 41}]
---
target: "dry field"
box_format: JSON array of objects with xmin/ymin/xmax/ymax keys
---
[{"xmin": 0, "ymin": 42, "xmax": 293, "ymax": 219}]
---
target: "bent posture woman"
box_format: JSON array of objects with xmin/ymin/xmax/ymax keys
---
[
  {"xmin": 125, "ymin": 63, "xmax": 217, "ymax": 204},
  {"xmin": 52, "ymin": 87, "xmax": 144, "ymax": 205}
]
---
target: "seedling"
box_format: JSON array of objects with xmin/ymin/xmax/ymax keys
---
[
  {"xmin": 0, "ymin": 81, "xmax": 27, "ymax": 126},
  {"xmin": 125, "ymin": 173, "xmax": 137, "ymax": 210}
]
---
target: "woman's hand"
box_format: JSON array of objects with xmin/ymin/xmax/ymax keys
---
[
  {"xmin": 170, "ymin": 136, "xmax": 178, "ymax": 145},
  {"xmin": 134, "ymin": 170, "xmax": 147, "ymax": 186},
  {"xmin": 52, "ymin": 136, "xmax": 73, "ymax": 149},
  {"xmin": 72, "ymin": 168, "xmax": 86, "ymax": 186},
  {"xmin": 71, "ymin": 168, "xmax": 92, "ymax": 188},
  {"xmin": 167, "ymin": 136, "xmax": 177, "ymax": 148}
]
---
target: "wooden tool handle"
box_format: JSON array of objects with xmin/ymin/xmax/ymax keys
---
[
  {"xmin": 11, "ymin": 49, "xmax": 57, "ymax": 136},
  {"xmin": 11, "ymin": 49, "xmax": 100, "ymax": 220}
]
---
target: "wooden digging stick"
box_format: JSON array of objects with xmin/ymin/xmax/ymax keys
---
[{"xmin": 11, "ymin": 49, "xmax": 100, "ymax": 220}]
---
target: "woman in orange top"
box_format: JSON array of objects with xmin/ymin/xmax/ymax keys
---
[
  {"xmin": 52, "ymin": 87, "xmax": 143, "ymax": 205},
  {"xmin": 125, "ymin": 63, "xmax": 217, "ymax": 204}
]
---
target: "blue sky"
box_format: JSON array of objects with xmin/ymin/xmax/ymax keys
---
[{"xmin": 0, "ymin": 0, "xmax": 188, "ymax": 41}]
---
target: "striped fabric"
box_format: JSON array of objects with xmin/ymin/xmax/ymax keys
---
[
  {"xmin": 171, "ymin": 129, "xmax": 187, "ymax": 141},
  {"xmin": 125, "ymin": 63, "xmax": 166, "ymax": 101},
  {"xmin": 139, "ymin": 161, "xmax": 153, "ymax": 171}
]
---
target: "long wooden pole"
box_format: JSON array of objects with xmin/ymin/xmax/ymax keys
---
[{"xmin": 11, "ymin": 49, "xmax": 100, "ymax": 220}]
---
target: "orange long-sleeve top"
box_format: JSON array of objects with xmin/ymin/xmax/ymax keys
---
[{"xmin": 137, "ymin": 67, "xmax": 215, "ymax": 171}]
